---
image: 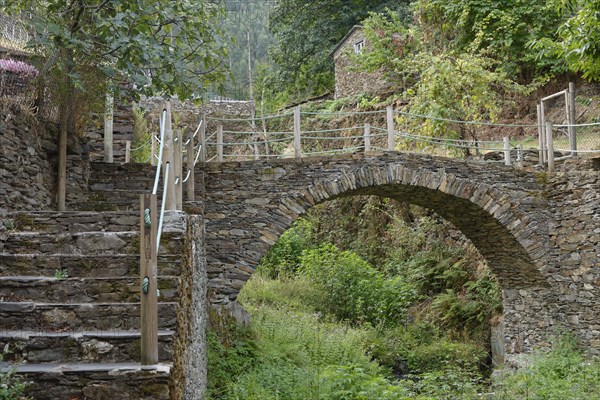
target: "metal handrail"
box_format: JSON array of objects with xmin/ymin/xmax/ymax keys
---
[
  {"xmin": 156, "ymin": 162, "xmax": 170, "ymax": 252},
  {"xmin": 152, "ymin": 109, "xmax": 167, "ymax": 195}
]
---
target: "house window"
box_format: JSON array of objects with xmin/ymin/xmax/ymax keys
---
[{"xmin": 354, "ymin": 40, "xmax": 365, "ymax": 54}]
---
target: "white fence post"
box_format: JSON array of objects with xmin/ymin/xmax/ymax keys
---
[
  {"xmin": 364, "ymin": 123, "xmax": 371, "ymax": 153},
  {"xmin": 104, "ymin": 93, "xmax": 114, "ymax": 163},
  {"xmin": 293, "ymin": 106, "xmax": 302, "ymax": 158},
  {"xmin": 546, "ymin": 121, "xmax": 555, "ymax": 173},
  {"xmin": 386, "ymin": 106, "xmax": 395, "ymax": 151},
  {"xmin": 567, "ymin": 82, "xmax": 577, "ymax": 155},
  {"xmin": 503, "ymin": 137, "xmax": 511, "ymax": 166},
  {"xmin": 217, "ymin": 124, "xmax": 223, "ymax": 162}
]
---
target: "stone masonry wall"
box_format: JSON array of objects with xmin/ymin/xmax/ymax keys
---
[
  {"xmin": 196, "ymin": 153, "xmax": 599, "ymax": 362},
  {"xmin": 0, "ymin": 102, "xmax": 54, "ymax": 213},
  {"xmin": 333, "ymin": 27, "xmax": 390, "ymax": 99}
]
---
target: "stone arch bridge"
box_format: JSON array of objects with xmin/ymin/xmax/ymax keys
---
[{"xmin": 198, "ymin": 152, "xmax": 599, "ymax": 362}]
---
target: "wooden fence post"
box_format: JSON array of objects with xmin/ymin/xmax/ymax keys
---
[
  {"xmin": 293, "ymin": 106, "xmax": 302, "ymax": 158},
  {"xmin": 140, "ymin": 193, "xmax": 158, "ymax": 365},
  {"xmin": 104, "ymin": 93, "xmax": 114, "ymax": 163},
  {"xmin": 174, "ymin": 129, "xmax": 182, "ymax": 210},
  {"xmin": 217, "ymin": 124, "xmax": 223, "ymax": 162},
  {"xmin": 546, "ymin": 121, "xmax": 555, "ymax": 173},
  {"xmin": 364, "ymin": 123, "xmax": 371, "ymax": 153},
  {"xmin": 200, "ymin": 112, "xmax": 207, "ymax": 163},
  {"xmin": 151, "ymin": 130, "xmax": 156, "ymax": 166},
  {"xmin": 567, "ymin": 82, "xmax": 577, "ymax": 155},
  {"xmin": 386, "ymin": 106, "xmax": 395, "ymax": 151},
  {"xmin": 125, "ymin": 140, "xmax": 131, "ymax": 163},
  {"xmin": 503, "ymin": 137, "xmax": 511, "ymax": 166},
  {"xmin": 163, "ymin": 102, "xmax": 176, "ymax": 210},
  {"xmin": 186, "ymin": 129, "xmax": 195, "ymax": 201}
]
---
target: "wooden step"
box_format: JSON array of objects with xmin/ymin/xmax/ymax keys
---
[
  {"xmin": 0, "ymin": 253, "xmax": 181, "ymax": 278},
  {"xmin": 0, "ymin": 302, "xmax": 177, "ymax": 331},
  {"xmin": 0, "ymin": 362, "xmax": 170, "ymax": 400},
  {"xmin": 0, "ymin": 276, "xmax": 179, "ymax": 302},
  {"xmin": 0, "ymin": 330, "xmax": 173, "ymax": 363}
]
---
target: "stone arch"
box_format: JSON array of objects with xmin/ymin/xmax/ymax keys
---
[
  {"xmin": 274, "ymin": 164, "xmax": 549, "ymax": 290},
  {"xmin": 203, "ymin": 155, "xmax": 550, "ymax": 303}
]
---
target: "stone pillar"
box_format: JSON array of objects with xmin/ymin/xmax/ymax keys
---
[{"xmin": 170, "ymin": 215, "xmax": 208, "ymax": 399}]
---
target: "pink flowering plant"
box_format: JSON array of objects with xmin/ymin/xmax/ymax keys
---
[{"xmin": 0, "ymin": 59, "xmax": 39, "ymax": 77}]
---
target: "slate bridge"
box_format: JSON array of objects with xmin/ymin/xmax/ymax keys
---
[{"xmin": 199, "ymin": 153, "xmax": 599, "ymax": 359}]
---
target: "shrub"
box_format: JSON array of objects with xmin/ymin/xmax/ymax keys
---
[
  {"xmin": 257, "ymin": 218, "xmax": 313, "ymax": 278},
  {"xmin": 494, "ymin": 336, "xmax": 600, "ymax": 399},
  {"xmin": 300, "ymin": 243, "xmax": 417, "ymax": 327}
]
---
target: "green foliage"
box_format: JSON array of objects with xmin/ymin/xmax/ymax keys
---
[
  {"xmin": 131, "ymin": 105, "xmax": 152, "ymax": 163},
  {"xmin": 206, "ymin": 314, "xmax": 258, "ymax": 399},
  {"xmin": 53, "ymin": 268, "xmax": 68, "ymax": 280},
  {"xmin": 532, "ymin": 0, "xmax": 600, "ymax": 81},
  {"xmin": 365, "ymin": 322, "xmax": 488, "ymax": 376},
  {"xmin": 413, "ymin": 0, "xmax": 563, "ymax": 77},
  {"xmin": 300, "ymin": 243, "xmax": 417, "ymax": 327},
  {"xmin": 495, "ymin": 336, "xmax": 600, "ymax": 399},
  {"xmin": 1, "ymin": 0, "xmax": 227, "ymax": 101},
  {"xmin": 0, "ymin": 352, "xmax": 30, "ymax": 400},
  {"xmin": 257, "ymin": 218, "xmax": 313, "ymax": 278},
  {"xmin": 267, "ymin": 0, "xmax": 411, "ymax": 103}
]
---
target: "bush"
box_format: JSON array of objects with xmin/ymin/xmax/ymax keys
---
[
  {"xmin": 300, "ymin": 243, "xmax": 417, "ymax": 327},
  {"xmin": 258, "ymin": 218, "xmax": 313, "ymax": 278},
  {"xmin": 494, "ymin": 336, "xmax": 600, "ymax": 400}
]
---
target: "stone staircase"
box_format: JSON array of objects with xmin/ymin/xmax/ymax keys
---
[{"xmin": 0, "ymin": 208, "xmax": 185, "ymax": 399}]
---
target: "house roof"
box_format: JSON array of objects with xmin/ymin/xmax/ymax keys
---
[{"xmin": 331, "ymin": 25, "xmax": 363, "ymax": 57}]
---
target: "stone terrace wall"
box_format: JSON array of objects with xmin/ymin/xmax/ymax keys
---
[{"xmin": 0, "ymin": 102, "xmax": 55, "ymax": 213}]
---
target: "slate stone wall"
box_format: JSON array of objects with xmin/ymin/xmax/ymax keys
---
[
  {"xmin": 0, "ymin": 102, "xmax": 54, "ymax": 213},
  {"xmin": 196, "ymin": 153, "xmax": 599, "ymax": 362}
]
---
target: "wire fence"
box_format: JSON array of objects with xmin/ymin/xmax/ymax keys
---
[{"xmin": 196, "ymin": 106, "xmax": 598, "ymax": 166}]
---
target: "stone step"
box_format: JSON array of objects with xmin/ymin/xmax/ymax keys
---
[
  {"xmin": 0, "ymin": 302, "xmax": 177, "ymax": 331},
  {"xmin": 0, "ymin": 330, "xmax": 173, "ymax": 364},
  {"xmin": 3, "ymin": 211, "xmax": 140, "ymax": 233},
  {"xmin": 0, "ymin": 230, "xmax": 183, "ymax": 256},
  {"xmin": 0, "ymin": 276, "xmax": 179, "ymax": 302},
  {"xmin": 0, "ymin": 362, "xmax": 170, "ymax": 400},
  {"xmin": 0, "ymin": 253, "xmax": 181, "ymax": 278}
]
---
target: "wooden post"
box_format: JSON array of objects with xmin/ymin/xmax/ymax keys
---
[
  {"xmin": 140, "ymin": 193, "xmax": 158, "ymax": 365},
  {"xmin": 517, "ymin": 144, "xmax": 524, "ymax": 168},
  {"xmin": 293, "ymin": 106, "xmax": 301, "ymax": 158},
  {"xmin": 163, "ymin": 102, "xmax": 176, "ymax": 210},
  {"xmin": 386, "ymin": 106, "xmax": 395, "ymax": 151},
  {"xmin": 252, "ymin": 109, "xmax": 259, "ymax": 160},
  {"xmin": 539, "ymin": 102, "xmax": 547, "ymax": 164},
  {"xmin": 503, "ymin": 137, "xmax": 511, "ymax": 166},
  {"xmin": 186, "ymin": 129, "xmax": 195, "ymax": 202},
  {"xmin": 151, "ymin": 130, "xmax": 156, "ymax": 166},
  {"xmin": 200, "ymin": 112, "xmax": 207, "ymax": 163},
  {"xmin": 125, "ymin": 140, "xmax": 131, "ymax": 163},
  {"xmin": 104, "ymin": 93, "xmax": 114, "ymax": 163},
  {"xmin": 174, "ymin": 129, "xmax": 182, "ymax": 210},
  {"xmin": 567, "ymin": 82, "xmax": 577, "ymax": 155},
  {"xmin": 364, "ymin": 123, "xmax": 371, "ymax": 153},
  {"xmin": 217, "ymin": 124, "xmax": 223, "ymax": 162},
  {"xmin": 546, "ymin": 121, "xmax": 555, "ymax": 173}
]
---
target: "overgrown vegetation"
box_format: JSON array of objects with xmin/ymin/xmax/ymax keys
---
[{"xmin": 207, "ymin": 197, "xmax": 503, "ymax": 398}]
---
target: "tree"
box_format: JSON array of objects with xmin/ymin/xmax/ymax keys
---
[
  {"xmin": 268, "ymin": 0, "xmax": 411, "ymax": 103},
  {"xmin": 413, "ymin": 0, "xmax": 563, "ymax": 79},
  {"xmin": 1, "ymin": 0, "xmax": 227, "ymax": 209},
  {"xmin": 533, "ymin": 0, "xmax": 600, "ymax": 81}
]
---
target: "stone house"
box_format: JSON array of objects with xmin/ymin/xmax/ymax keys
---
[{"xmin": 332, "ymin": 25, "xmax": 389, "ymax": 99}]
